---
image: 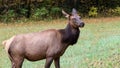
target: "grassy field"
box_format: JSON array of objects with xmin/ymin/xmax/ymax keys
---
[{"xmin": 0, "ymin": 17, "xmax": 120, "ymax": 68}]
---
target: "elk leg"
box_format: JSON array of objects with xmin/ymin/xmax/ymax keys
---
[
  {"xmin": 11, "ymin": 60, "xmax": 15, "ymax": 68},
  {"xmin": 45, "ymin": 57, "xmax": 53, "ymax": 68},
  {"xmin": 14, "ymin": 57, "xmax": 24, "ymax": 68},
  {"xmin": 54, "ymin": 57, "xmax": 60, "ymax": 68},
  {"xmin": 8, "ymin": 55, "xmax": 15, "ymax": 68}
]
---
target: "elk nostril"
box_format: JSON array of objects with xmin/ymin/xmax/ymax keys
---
[{"xmin": 80, "ymin": 22, "xmax": 85, "ymax": 27}]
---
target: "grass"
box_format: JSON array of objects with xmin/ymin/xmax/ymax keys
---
[{"xmin": 0, "ymin": 17, "xmax": 120, "ymax": 68}]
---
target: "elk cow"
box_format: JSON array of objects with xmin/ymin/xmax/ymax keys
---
[{"xmin": 2, "ymin": 8, "xmax": 85, "ymax": 68}]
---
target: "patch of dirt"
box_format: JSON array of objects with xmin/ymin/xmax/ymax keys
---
[{"xmin": 84, "ymin": 17, "xmax": 120, "ymax": 23}]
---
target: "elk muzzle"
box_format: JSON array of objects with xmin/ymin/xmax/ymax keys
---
[{"xmin": 79, "ymin": 22, "xmax": 85, "ymax": 28}]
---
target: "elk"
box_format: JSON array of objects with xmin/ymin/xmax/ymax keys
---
[{"xmin": 2, "ymin": 8, "xmax": 85, "ymax": 68}]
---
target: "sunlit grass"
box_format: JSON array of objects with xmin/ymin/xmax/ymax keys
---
[{"xmin": 0, "ymin": 17, "xmax": 120, "ymax": 68}]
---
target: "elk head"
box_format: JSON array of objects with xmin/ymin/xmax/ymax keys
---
[{"xmin": 62, "ymin": 8, "xmax": 85, "ymax": 28}]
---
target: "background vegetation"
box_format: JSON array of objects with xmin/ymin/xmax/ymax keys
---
[{"xmin": 0, "ymin": 0, "xmax": 120, "ymax": 22}]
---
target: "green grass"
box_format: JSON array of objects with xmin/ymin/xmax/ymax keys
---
[{"xmin": 0, "ymin": 18, "xmax": 120, "ymax": 68}]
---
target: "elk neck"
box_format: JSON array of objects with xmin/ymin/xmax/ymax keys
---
[{"xmin": 59, "ymin": 22, "xmax": 80, "ymax": 45}]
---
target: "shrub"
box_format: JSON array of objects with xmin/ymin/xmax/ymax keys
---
[
  {"xmin": 0, "ymin": 10, "xmax": 15, "ymax": 23},
  {"xmin": 50, "ymin": 7, "xmax": 61, "ymax": 18},
  {"xmin": 20, "ymin": 8, "xmax": 28, "ymax": 17},
  {"xmin": 88, "ymin": 6, "xmax": 98, "ymax": 17},
  {"xmin": 114, "ymin": 7, "xmax": 120, "ymax": 15},
  {"xmin": 107, "ymin": 7, "xmax": 120, "ymax": 16},
  {"xmin": 33, "ymin": 7, "xmax": 49, "ymax": 20}
]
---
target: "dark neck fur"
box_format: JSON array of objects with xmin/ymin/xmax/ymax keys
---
[{"xmin": 59, "ymin": 23, "xmax": 80, "ymax": 45}]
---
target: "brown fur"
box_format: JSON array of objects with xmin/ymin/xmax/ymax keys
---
[{"xmin": 2, "ymin": 9, "xmax": 85, "ymax": 68}]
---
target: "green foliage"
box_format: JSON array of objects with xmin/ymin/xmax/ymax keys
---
[
  {"xmin": 50, "ymin": 7, "xmax": 61, "ymax": 18},
  {"xmin": 107, "ymin": 7, "xmax": 120, "ymax": 16},
  {"xmin": 0, "ymin": 0, "xmax": 120, "ymax": 22},
  {"xmin": 0, "ymin": 10, "xmax": 15, "ymax": 23},
  {"xmin": 88, "ymin": 7, "xmax": 98, "ymax": 17},
  {"xmin": 33, "ymin": 7, "xmax": 49, "ymax": 20},
  {"xmin": 114, "ymin": 7, "xmax": 120, "ymax": 15},
  {"xmin": 20, "ymin": 8, "xmax": 28, "ymax": 16}
]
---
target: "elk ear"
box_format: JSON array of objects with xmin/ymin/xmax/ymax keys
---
[
  {"xmin": 62, "ymin": 10, "xmax": 69, "ymax": 18},
  {"xmin": 72, "ymin": 8, "xmax": 77, "ymax": 15}
]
